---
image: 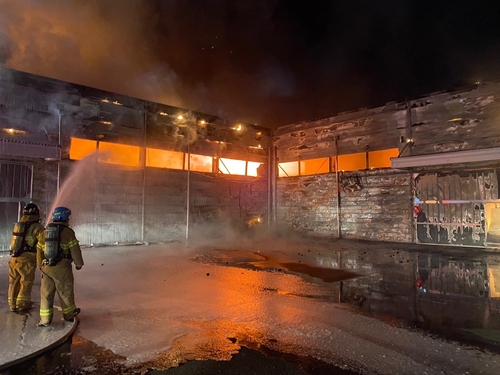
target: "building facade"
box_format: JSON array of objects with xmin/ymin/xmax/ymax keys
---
[
  {"xmin": 1, "ymin": 67, "xmax": 499, "ymax": 248},
  {"xmin": 273, "ymin": 84, "xmax": 500, "ymax": 248},
  {"xmin": 0, "ymin": 68, "xmax": 270, "ymax": 248}
]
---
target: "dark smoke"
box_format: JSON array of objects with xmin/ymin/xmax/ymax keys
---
[
  {"xmin": 0, "ymin": 32, "xmax": 10, "ymax": 64},
  {"xmin": 1, "ymin": 0, "xmax": 499, "ymax": 128}
]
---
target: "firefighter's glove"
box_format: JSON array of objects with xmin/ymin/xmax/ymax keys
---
[{"xmin": 76, "ymin": 266, "xmax": 82, "ymax": 270}]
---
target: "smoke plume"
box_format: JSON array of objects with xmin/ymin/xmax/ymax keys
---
[
  {"xmin": 0, "ymin": 0, "xmax": 184, "ymax": 110},
  {"xmin": 2, "ymin": 1, "xmax": 498, "ymax": 128},
  {"xmin": 0, "ymin": 0, "xmax": 296, "ymax": 127}
]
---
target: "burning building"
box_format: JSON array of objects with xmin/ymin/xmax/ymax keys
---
[
  {"xmin": 0, "ymin": 67, "xmax": 270, "ymax": 248},
  {"xmin": 1, "ymin": 67, "xmax": 500, "ymax": 249}
]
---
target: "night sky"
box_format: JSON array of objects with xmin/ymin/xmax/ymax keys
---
[{"xmin": 1, "ymin": 0, "xmax": 500, "ymax": 128}]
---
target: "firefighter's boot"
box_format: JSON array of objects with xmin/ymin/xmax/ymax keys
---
[
  {"xmin": 65, "ymin": 307, "xmax": 81, "ymax": 322},
  {"xmin": 17, "ymin": 301, "xmax": 32, "ymax": 312}
]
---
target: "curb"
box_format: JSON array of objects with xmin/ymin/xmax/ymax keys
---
[{"xmin": 0, "ymin": 317, "xmax": 79, "ymax": 372}]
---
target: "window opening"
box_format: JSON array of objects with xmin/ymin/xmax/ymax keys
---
[
  {"xmin": 0, "ymin": 163, "xmax": 32, "ymax": 199},
  {"xmin": 146, "ymin": 148, "xmax": 183, "ymax": 170},
  {"xmin": 247, "ymin": 161, "xmax": 262, "ymax": 177},
  {"xmin": 98, "ymin": 142, "xmax": 141, "ymax": 167},
  {"xmin": 185, "ymin": 154, "xmax": 213, "ymax": 173},
  {"xmin": 368, "ymin": 148, "xmax": 399, "ymax": 169},
  {"xmin": 218, "ymin": 158, "xmax": 247, "ymax": 176},
  {"xmin": 278, "ymin": 161, "xmax": 299, "ymax": 177},
  {"xmin": 69, "ymin": 138, "xmax": 97, "ymax": 160},
  {"xmin": 300, "ymin": 157, "xmax": 329, "ymax": 175},
  {"xmin": 337, "ymin": 153, "xmax": 366, "ymax": 172}
]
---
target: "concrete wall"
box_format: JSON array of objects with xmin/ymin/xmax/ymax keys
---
[
  {"xmin": 340, "ymin": 170, "xmax": 411, "ymax": 242},
  {"xmin": 22, "ymin": 160, "xmax": 269, "ymax": 246},
  {"xmin": 277, "ymin": 170, "xmax": 412, "ymax": 242},
  {"xmin": 277, "ymin": 173, "xmax": 338, "ymax": 235}
]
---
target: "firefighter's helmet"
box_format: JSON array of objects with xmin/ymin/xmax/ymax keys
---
[
  {"xmin": 23, "ymin": 203, "xmax": 40, "ymax": 216},
  {"xmin": 52, "ymin": 207, "xmax": 71, "ymax": 222}
]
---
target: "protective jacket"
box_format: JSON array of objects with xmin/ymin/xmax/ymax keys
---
[
  {"xmin": 37, "ymin": 221, "xmax": 84, "ymax": 324},
  {"xmin": 8, "ymin": 214, "xmax": 44, "ymax": 312}
]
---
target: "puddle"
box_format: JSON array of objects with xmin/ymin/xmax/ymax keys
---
[
  {"xmin": 208, "ymin": 249, "xmax": 364, "ymax": 284},
  {"xmin": 4, "ymin": 336, "xmax": 360, "ymax": 375},
  {"xmin": 207, "ymin": 246, "xmax": 500, "ymax": 351},
  {"xmin": 146, "ymin": 346, "xmax": 359, "ymax": 375},
  {"xmin": 279, "ymin": 262, "xmax": 361, "ymax": 283}
]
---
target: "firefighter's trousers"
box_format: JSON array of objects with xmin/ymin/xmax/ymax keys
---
[
  {"xmin": 39, "ymin": 259, "xmax": 77, "ymax": 324},
  {"xmin": 8, "ymin": 252, "xmax": 36, "ymax": 311}
]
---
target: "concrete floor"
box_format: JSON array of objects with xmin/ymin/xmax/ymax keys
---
[
  {"xmin": 1, "ymin": 235, "xmax": 500, "ymax": 374},
  {"xmin": 0, "ymin": 308, "xmax": 77, "ymax": 371}
]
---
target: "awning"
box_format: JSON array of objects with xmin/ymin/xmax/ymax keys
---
[{"xmin": 391, "ymin": 147, "xmax": 500, "ymax": 169}]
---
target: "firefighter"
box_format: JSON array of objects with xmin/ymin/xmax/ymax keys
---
[
  {"xmin": 36, "ymin": 206, "xmax": 84, "ymax": 327},
  {"xmin": 8, "ymin": 203, "xmax": 45, "ymax": 312}
]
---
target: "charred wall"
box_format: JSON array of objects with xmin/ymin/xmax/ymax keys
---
[
  {"xmin": 407, "ymin": 87, "xmax": 500, "ymax": 155},
  {"xmin": 276, "ymin": 170, "xmax": 411, "ymax": 242},
  {"xmin": 414, "ymin": 170, "xmax": 499, "ymax": 247},
  {"xmin": 56, "ymin": 163, "xmax": 269, "ymax": 245},
  {"xmin": 273, "ymin": 82, "xmax": 500, "ymax": 244},
  {"xmin": 277, "ymin": 173, "xmax": 338, "ymax": 235},
  {"xmin": 274, "ymin": 100, "xmax": 411, "ymax": 242},
  {"xmin": 143, "ymin": 169, "xmax": 268, "ymax": 243},
  {"xmin": 339, "ymin": 170, "xmax": 411, "ymax": 242}
]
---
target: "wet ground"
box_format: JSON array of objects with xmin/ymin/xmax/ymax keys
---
[
  {"xmin": 1, "ymin": 236, "xmax": 500, "ymax": 374},
  {"xmin": 5, "ymin": 336, "xmax": 357, "ymax": 375}
]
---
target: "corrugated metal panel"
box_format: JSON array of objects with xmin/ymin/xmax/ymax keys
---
[{"xmin": 0, "ymin": 139, "xmax": 60, "ymax": 159}]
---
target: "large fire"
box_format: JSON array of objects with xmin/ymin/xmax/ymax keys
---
[
  {"xmin": 69, "ymin": 137, "xmax": 259, "ymax": 176},
  {"xmin": 69, "ymin": 138, "xmax": 97, "ymax": 160},
  {"xmin": 98, "ymin": 142, "xmax": 141, "ymax": 167},
  {"xmin": 146, "ymin": 148, "xmax": 184, "ymax": 170}
]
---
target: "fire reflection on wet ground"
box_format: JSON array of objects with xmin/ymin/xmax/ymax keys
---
[
  {"xmin": 3, "ymin": 239, "xmax": 500, "ymax": 374},
  {"xmin": 209, "ymin": 246, "xmax": 500, "ymax": 352},
  {"xmin": 6, "ymin": 330, "xmax": 356, "ymax": 375},
  {"xmin": 209, "ymin": 249, "xmax": 364, "ymax": 284}
]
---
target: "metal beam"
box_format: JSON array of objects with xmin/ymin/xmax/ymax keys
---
[
  {"xmin": 0, "ymin": 139, "xmax": 60, "ymax": 160},
  {"xmin": 391, "ymin": 147, "xmax": 500, "ymax": 169}
]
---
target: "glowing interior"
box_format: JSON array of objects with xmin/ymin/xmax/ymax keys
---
[
  {"xmin": 146, "ymin": 148, "xmax": 184, "ymax": 170},
  {"xmin": 247, "ymin": 162, "xmax": 262, "ymax": 177},
  {"xmin": 70, "ymin": 139, "xmax": 401, "ymax": 178},
  {"xmin": 69, "ymin": 138, "xmax": 97, "ymax": 160},
  {"xmin": 489, "ymin": 266, "xmax": 500, "ymax": 298},
  {"xmin": 219, "ymin": 158, "xmax": 246, "ymax": 175},
  {"xmin": 337, "ymin": 153, "xmax": 366, "ymax": 172},
  {"xmin": 98, "ymin": 142, "xmax": 141, "ymax": 167},
  {"xmin": 368, "ymin": 148, "xmax": 399, "ymax": 168},
  {"xmin": 300, "ymin": 157, "xmax": 329, "ymax": 175},
  {"xmin": 486, "ymin": 203, "xmax": 500, "ymax": 232},
  {"xmin": 185, "ymin": 154, "xmax": 213, "ymax": 173},
  {"xmin": 278, "ymin": 161, "xmax": 299, "ymax": 177}
]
